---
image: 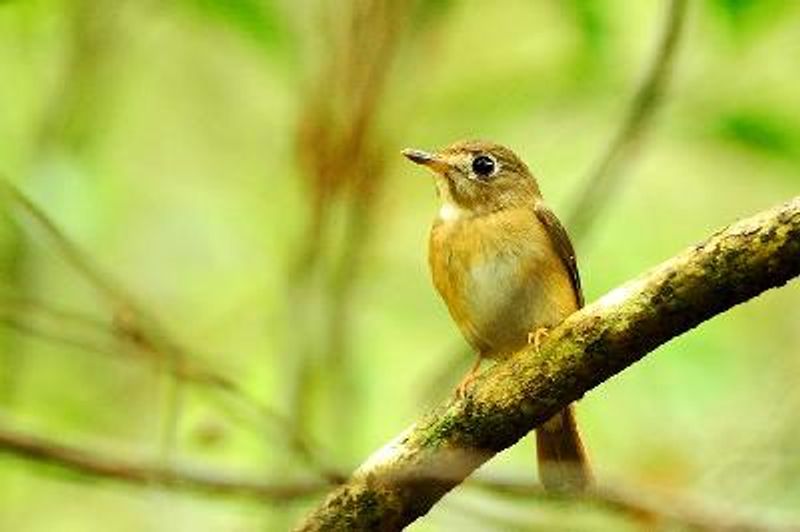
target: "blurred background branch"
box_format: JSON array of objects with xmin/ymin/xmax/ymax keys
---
[
  {"xmin": 1, "ymin": 178, "xmax": 338, "ymax": 479},
  {"xmin": 0, "ymin": 421, "xmax": 331, "ymax": 502},
  {"xmin": 566, "ymin": 0, "xmax": 687, "ymax": 242},
  {"xmin": 286, "ymin": 0, "xmax": 418, "ymax": 462},
  {"xmin": 468, "ymin": 476, "xmax": 799, "ymax": 532},
  {"xmin": 0, "ymin": 0, "xmax": 128, "ymax": 408}
]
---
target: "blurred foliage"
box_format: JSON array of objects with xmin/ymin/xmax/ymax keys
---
[
  {"xmin": 709, "ymin": 0, "xmax": 791, "ymax": 37},
  {"xmin": 178, "ymin": 0, "xmax": 292, "ymax": 54},
  {"xmin": 715, "ymin": 108, "xmax": 800, "ymax": 161},
  {"xmin": 563, "ymin": 0, "xmax": 612, "ymax": 84},
  {"xmin": 0, "ymin": 0, "xmax": 799, "ymax": 531}
]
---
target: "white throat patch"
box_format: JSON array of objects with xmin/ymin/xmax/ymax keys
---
[{"xmin": 438, "ymin": 202, "xmax": 465, "ymax": 222}]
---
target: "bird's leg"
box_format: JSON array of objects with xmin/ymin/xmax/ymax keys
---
[
  {"xmin": 455, "ymin": 355, "xmax": 483, "ymax": 399},
  {"xmin": 527, "ymin": 327, "xmax": 550, "ymax": 354}
]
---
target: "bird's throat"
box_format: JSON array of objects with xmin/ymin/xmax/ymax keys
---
[{"xmin": 438, "ymin": 202, "xmax": 467, "ymax": 222}]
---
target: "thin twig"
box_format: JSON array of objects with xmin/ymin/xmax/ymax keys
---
[
  {"xmin": 0, "ymin": 303, "xmax": 339, "ymax": 479},
  {"xmin": 0, "ymin": 179, "xmax": 337, "ymax": 476},
  {"xmin": 2, "ymin": 0, "xmax": 126, "ymax": 406},
  {"xmin": 0, "ymin": 422, "xmax": 331, "ymax": 502},
  {"xmin": 0, "ymin": 295, "xmax": 110, "ymax": 330},
  {"xmin": 0, "ymin": 316, "xmax": 115, "ymax": 358},
  {"xmin": 0, "ymin": 178, "xmax": 186, "ymax": 459},
  {"xmin": 0, "ymin": 180, "xmax": 131, "ymax": 307},
  {"xmin": 288, "ymin": 0, "xmax": 412, "ymax": 454},
  {"xmin": 469, "ymin": 476, "xmax": 798, "ymax": 532},
  {"xmin": 566, "ymin": 0, "xmax": 688, "ymax": 241}
]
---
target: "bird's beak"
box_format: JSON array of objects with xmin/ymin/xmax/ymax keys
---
[{"xmin": 402, "ymin": 148, "xmax": 450, "ymax": 174}]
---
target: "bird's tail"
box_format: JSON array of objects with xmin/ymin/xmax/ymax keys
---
[{"xmin": 535, "ymin": 403, "xmax": 592, "ymax": 492}]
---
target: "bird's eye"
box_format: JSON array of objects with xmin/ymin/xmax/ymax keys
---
[{"xmin": 471, "ymin": 155, "xmax": 496, "ymax": 178}]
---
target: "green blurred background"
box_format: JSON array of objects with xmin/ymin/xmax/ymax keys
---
[{"xmin": 1, "ymin": 0, "xmax": 799, "ymax": 530}]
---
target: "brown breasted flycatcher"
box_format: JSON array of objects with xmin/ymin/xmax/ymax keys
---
[{"xmin": 403, "ymin": 139, "xmax": 591, "ymax": 491}]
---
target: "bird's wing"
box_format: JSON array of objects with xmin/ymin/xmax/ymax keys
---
[{"xmin": 534, "ymin": 201, "xmax": 584, "ymax": 308}]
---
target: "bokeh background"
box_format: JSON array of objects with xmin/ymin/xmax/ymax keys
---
[{"xmin": 1, "ymin": 0, "xmax": 799, "ymax": 530}]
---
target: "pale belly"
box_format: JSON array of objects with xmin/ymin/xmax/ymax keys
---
[
  {"xmin": 429, "ymin": 211, "xmax": 577, "ymax": 358},
  {"xmin": 462, "ymin": 249, "xmax": 569, "ymax": 356}
]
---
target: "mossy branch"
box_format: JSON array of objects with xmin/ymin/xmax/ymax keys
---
[{"xmin": 297, "ymin": 197, "xmax": 800, "ymax": 531}]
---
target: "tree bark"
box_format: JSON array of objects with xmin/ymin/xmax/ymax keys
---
[{"xmin": 297, "ymin": 197, "xmax": 800, "ymax": 531}]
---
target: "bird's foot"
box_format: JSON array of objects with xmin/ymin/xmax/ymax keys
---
[
  {"xmin": 527, "ymin": 327, "xmax": 551, "ymax": 354},
  {"xmin": 454, "ymin": 356, "xmax": 483, "ymax": 399},
  {"xmin": 455, "ymin": 372, "xmax": 476, "ymax": 400}
]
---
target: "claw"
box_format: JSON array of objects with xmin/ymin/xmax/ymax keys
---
[
  {"xmin": 454, "ymin": 356, "xmax": 483, "ymax": 399},
  {"xmin": 527, "ymin": 327, "xmax": 550, "ymax": 354}
]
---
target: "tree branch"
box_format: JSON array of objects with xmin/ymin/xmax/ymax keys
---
[
  {"xmin": 296, "ymin": 197, "xmax": 800, "ymax": 531},
  {"xmin": 469, "ymin": 476, "xmax": 799, "ymax": 532},
  {"xmin": 0, "ymin": 423, "xmax": 330, "ymax": 502},
  {"xmin": 566, "ymin": 0, "xmax": 687, "ymax": 241}
]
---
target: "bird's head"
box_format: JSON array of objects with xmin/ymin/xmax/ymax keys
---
[{"xmin": 402, "ymin": 140, "xmax": 540, "ymax": 219}]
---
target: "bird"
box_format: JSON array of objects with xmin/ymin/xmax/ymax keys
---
[{"xmin": 402, "ymin": 139, "xmax": 591, "ymax": 492}]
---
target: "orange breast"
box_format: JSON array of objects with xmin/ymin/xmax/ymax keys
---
[{"xmin": 429, "ymin": 207, "xmax": 577, "ymax": 358}]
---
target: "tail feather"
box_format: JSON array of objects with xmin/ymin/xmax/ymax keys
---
[{"xmin": 535, "ymin": 403, "xmax": 592, "ymax": 492}]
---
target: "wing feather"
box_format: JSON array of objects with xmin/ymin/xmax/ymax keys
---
[{"xmin": 534, "ymin": 202, "xmax": 584, "ymax": 308}]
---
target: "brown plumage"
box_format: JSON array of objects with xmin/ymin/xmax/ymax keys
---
[{"xmin": 403, "ymin": 139, "xmax": 591, "ymax": 492}]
